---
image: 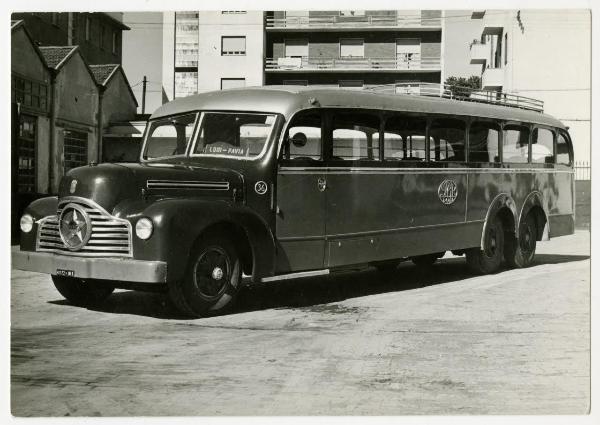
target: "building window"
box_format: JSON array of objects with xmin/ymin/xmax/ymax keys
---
[
  {"xmin": 222, "ymin": 11, "xmax": 247, "ymax": 14},
  {"xmin": 340, "ymin": 39, "xmax": 364, "ymax": 58},
  {"xmin": 283, "ymin": 80, "xmax": 308, "ymax": 86},
  {"xmin": 175, "ymin": 12, "xmax": 199, "ymax": 68},
  {"xmin": 100, "ymin": 25, "xmax": 105, "ymax": 50},
  {"xmin": 63, "ymin": 130, "xmax": 89, "ymax": 173},
  {"xmin": 221, "ymin": 36, "xmax": 246, "ymax": 55},
  {"xmin": 17, "ymin": 115, "xmax": 36, "ymax": 193},
  {"xmin": 221, "ymin": 78, "xmax": 246, "ymax": 90},
  {"xmin": 338, "ymin": 80, "xmax": 363, "ymax": 88},
  {"xmin": 175, "ymin": 71, "xmax": 198, "ymax": 98},
  {"xmin": 12, "ymin": 75, "xmax": 49, "ymax": 113},
  {"xmin": 85, "ymin": 16, "xmax": 91, "ymax": 41},
  {"xmin": 112, "ymin": 31, "xmax": 117, "ymax": 54},
  {"xmin": 284, "ymin": 39, "xmax": 308, "ymax": 58}
]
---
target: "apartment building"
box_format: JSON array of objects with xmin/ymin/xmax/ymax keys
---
[
  {"xmin": 469, "ymin": 10, "xmax": 590, "ymax": 161},
  {"xmin": 167, "ymin": 11, "xmax": 264, "ymax": 98},
  {"xmin": 264, "ymin": 10, "xmax": 444, "ymax": 91}
]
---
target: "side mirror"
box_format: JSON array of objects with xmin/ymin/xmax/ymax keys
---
[{"xmin": 289, "ymin": 132, "xmax": 307, "ymax": 148}]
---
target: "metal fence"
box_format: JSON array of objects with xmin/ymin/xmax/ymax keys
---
[{"xmin": 575, "ymin": 161, "xmax": 590, "ymax": 180}]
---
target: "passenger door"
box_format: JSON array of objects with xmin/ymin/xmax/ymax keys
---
[{"xmin": 275, "ymin": 110, "xmax": 327, "ymax": 273}]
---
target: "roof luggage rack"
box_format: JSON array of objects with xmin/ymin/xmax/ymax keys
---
[{"xmin": 367, "ymin": 82, "xmax": 544, "ymax": 113}]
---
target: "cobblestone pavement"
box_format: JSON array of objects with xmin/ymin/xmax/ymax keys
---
[{"xmin": 11, "ymin": 231, "xmax": 590, "ymax": 416}]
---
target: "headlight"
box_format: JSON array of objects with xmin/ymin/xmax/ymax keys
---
[
  {"xmin": 20, "ymin": 214, "xmax": 34, "ymax": 233},
  {"xmin": 135, "ymin": 218, "xmax": 154, "ymax": 240}
]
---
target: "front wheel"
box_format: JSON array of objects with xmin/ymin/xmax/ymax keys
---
[
  {"xmin": 169, "ymin": 236, "xmax": 241, "ymax": 318},
  {"xmin": 504, "ymin": 213, "xmax": 537, "ymax": 268},
  {"xmin": 465, "ymin": 216, "xmax": 505, "ymax": 274},
  {"xmin": 51, "ymin": 275, "xmax": 114, "ymax": 306}
]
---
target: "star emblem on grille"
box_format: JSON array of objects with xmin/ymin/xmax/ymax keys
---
[{"xmin": 59, "ymin": 204, "xmax": 92, "ymax": 250}]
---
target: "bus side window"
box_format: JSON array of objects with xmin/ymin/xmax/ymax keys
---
[
  {"xmin": 282, "ymin": 110, "xmax": 322, "ymax": 161},
  {"xmin": 468, "ymin": 121, "xmax": 500, "ymax": 163},
  {"xmin": 429, "ymin": 118, "xmax": 466, "ymax": 162},
  {"xmin": 503, "ymin": 125, "xmax": 530, "ymax": 164},
  {"xmin": 383, "ymin": 114, "xmax": 427, "ymax": 161},
  {"xmin": 331, "ymin": 111, "xmax": 380, "ymax": 161},
  {"xmin": 556, "ymin": 130, "xmax": 572, "ymax": 166},
  {"xmin": 531, "ymin": 128, "xmax": 555, "ymax": 164}
]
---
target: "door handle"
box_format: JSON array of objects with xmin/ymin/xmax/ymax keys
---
[{"xmin": 317, "ymin": 178, "xmax": 327, "ymax": 192}]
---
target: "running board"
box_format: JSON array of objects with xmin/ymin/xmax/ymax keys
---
[{"xmin": 259, "ymin": 269, "xmax": 330, "ymax": 283}]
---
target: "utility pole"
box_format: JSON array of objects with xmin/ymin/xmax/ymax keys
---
[{"xmin": 142, "ymin": 75, "xmax": 147, "ymax": 115}]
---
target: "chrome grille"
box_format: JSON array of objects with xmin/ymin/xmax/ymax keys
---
[{"xmin": 36, "ymin": 197, "xmax": 132, "ymax": 257}]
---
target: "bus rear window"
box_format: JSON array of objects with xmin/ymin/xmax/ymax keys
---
[{"xmin": 556, "ymin": 131, "xmax": 572, "ymax": 166}]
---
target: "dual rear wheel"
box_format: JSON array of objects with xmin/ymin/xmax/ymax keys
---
[{"xmin": 466, "ymin": 213, "xmax": 537, "ymax": 274}]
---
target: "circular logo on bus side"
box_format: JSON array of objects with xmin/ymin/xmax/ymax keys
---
[
  {"xmin": 438, "ymin": 179, "xmax": 458, "ymax": 205},
  {"xmin": 254, "ymin": 181, "xmax": 268, "ymax": 195}
]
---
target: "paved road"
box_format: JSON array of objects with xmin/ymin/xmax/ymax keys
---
[{"xmin": 11, "ymin": 231, "xmax": 590, "ymax": 416}]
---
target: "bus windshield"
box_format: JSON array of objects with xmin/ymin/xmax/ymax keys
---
[
  {"xmin": 142, "ymin": 111, "xmax": 278, "ymax": 161},
  {"xmin": 193, "ymin": 112, "xmax": 277, "ymax": 159}
]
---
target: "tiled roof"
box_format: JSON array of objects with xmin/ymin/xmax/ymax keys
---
[
  {"xmin": 89, "ymin": 64, "xmax": 120, "ymax": 86},
  {"xmin": 38, "ymin": 46, "xmax": 77, "ymax": 69}
]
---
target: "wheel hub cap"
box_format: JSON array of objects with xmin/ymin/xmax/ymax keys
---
[{"xmin": 212, "ymin": 267, "xmax": 224, "ymax": 281}]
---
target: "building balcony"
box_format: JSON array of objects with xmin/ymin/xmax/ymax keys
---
[
  {"xmin": 471, "ymin": 10, "xmax": 486, "ymax": 19},
  {"xmin": 265, "ymin": 14, "xmax": 441, "ymax": 31},
  {"xmin": 265, "ymin": 55, "xmax": 441, "ymax": 72},
  {"xmin": 469, "ymin": 41, "xmax": 488, "ymax": 65},
  {"xmin": 482, "ymin": 67, "xmax": 504, "ymax": 89}
]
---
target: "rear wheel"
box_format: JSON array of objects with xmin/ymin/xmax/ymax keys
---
[
  {"xmin": 51, "ymin": 275, "xmax": 114, "ymax": 306},
  {"xmin": 169, "ymin": 236, "xmax": 241, "ymax": 318},
  {"xmin": 411, "ymin": 252, "xmax": 444, "ymax": 267},
  {"xmin": 504, "ymin": 213, "xmax": 537, "ymax": 268},
  {"xmin": 466, "ymin": 216, "xmax": 505, "ymax": 274}
]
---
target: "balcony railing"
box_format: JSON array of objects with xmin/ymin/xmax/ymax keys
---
[
  {"xmin": 266, "ymin": 14, "xmax": 441, "ymax": 29},
  {"xmin": 265, "ymin": 55, "xmax": 441, "ymax": 71}
]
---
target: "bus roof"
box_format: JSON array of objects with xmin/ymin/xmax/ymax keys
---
[{"xmin": 151, "ymin": 86, "xmax": 566, "ymax": 129}]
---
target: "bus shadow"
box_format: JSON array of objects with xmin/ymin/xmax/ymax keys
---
[{"xmin": 47, "ymin": 252, "xmax": 588, "ymax": 320}]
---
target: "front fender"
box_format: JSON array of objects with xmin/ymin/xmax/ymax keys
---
[
  {"xmin": 20, "ymin": 196, "xmax": 58, "ymax": 251},
  {"xmin": 128, "ymin": 198, "xmax": 275, "ymax": 282}
]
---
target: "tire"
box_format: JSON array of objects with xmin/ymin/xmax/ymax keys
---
[
  {"xmin": 168, "ymin": 236, "xmax": 241, "ymax": 318},
  {"xmin": 411, "ymin": 252, "xmax": 444, "ymax": 267},
  {"xmin": 51, "ymin": 275, "xmax": 114, "ymax": 306},
  {"xmin": 504, "ymin": 213, "xmax": 537, "ymax": 268},
  {"xmin": 465, "ymin": 216, "xmax": 505, "ymax": 274}
]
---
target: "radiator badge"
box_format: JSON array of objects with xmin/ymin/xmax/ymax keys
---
[
  {"xmin": 254, "ymin": 181, "xmax": 268, "ymax": 195},
  {"xmin": 438, "ymin": 179, "xmax": 458, "ymax": 205},
  {"xmin": 70, "ymin": 179, "xmax": 78, "ymax": 194}
]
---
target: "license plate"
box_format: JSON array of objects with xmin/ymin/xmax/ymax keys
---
[{"xmin": 56, "ymin": 269, "xmax": 75, "ymax": 277}]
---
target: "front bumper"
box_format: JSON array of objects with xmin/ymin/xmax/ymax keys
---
[{"xmin": 12, "ymin": 250, "xmax": 167, "ymax": 284}]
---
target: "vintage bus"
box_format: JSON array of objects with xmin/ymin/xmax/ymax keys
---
[{"xmin": 13, "ymin": 86, "xmax": 575, "ymax": 317}]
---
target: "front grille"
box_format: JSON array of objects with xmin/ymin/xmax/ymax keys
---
[{"xmin": 36, "ymin": 198, "xmax": 132, "ymax": 257}]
